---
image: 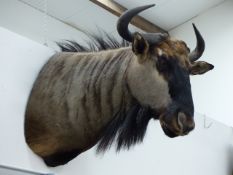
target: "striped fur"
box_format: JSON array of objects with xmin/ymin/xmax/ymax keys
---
[
  {"xmin": 25, "ymin": 35, "xmax": 162, "ymax": 166},
  {"xmin": 25, "ymin": 31, "xmax": 213, "ymax": 166}
]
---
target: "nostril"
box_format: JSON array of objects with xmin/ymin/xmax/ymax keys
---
[
  {"xmin": 187, "ymin": 122, "xmax": 195, "ymax": 131},
  {"xmin": 177, "ymin": 112, "xmax": 186, "ymax": 129},
  {"xmin": 178, "ymin": 112, "xmax": 195, "ymax": 134},
  {"xmin": 184, "ymin": 124, "xmax": 195, "ymax": 134}
]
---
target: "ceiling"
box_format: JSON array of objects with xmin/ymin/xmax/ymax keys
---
[
  {"xmin": 19, "ymin": 0, "xmax": 226, "ymax": 33},
  {"xmin": 115, "ymin": 0, "xmax": 226, "ymax": 30},
  {"xmin": 19, "ymin": 0, "xmax": 119, "ymax": 34}
]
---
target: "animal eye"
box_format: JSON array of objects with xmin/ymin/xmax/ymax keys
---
[{"xmin": 156, "ymin": 56, "xmax": 171, "ymax": 73}]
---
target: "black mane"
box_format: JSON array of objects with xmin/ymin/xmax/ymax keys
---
[
  {"xmin": 97, "ymin": 98, "xmax": 159, "ymax": 153},
  {"xmin": 57, "ymin": 32, "xmax": 130, "ymax": 52}
]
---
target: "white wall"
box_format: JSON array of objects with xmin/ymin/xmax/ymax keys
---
[
  {"xmin": 0, "ymin": 26, "xmax": 233, "ymax": 175},
  {"xmin": 0, "ymin": 0, "xmax": 140, "ymax": 50},
  {"xmin": 0, "ymin": 27, "xmax": 54, "ymax": 174},
  {"xmin": 0, "ymin": 0, "xmax": 90, "ymax": 50},
  {"xmin": 169, "ymin": 0, "xmax": 233, "ymax": 127},
  {"xmin": 1, "ymin": 0, "xmax": 233, "ymax": 174}
]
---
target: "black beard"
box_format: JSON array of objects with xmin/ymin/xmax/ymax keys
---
[{"xmin": 97, "ymin": 99, "xmax": 159, "ymax": 153}]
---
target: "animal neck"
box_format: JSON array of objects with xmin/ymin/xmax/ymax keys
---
[{"xmin": 96, "ymin": 49, "xmax": 159, "ymax": 152}]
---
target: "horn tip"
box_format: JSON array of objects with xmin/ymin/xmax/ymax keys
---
[
  {"xmin": 192, "ymin": 23, "xmax": 196, "ymax": 28},
  {"xmin": 148, "ymin": 4, "xmax": 156, "ymax": 8},
  {"xmin": 143, "ymin": 4, "xmax": 155, "ymax": 9},
  {"xmin": 192, "ymin": 23, "xmax": 198, "ymax": 32}
]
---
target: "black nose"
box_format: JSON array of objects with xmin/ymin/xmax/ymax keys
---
[{"xmin": 162, "ymin": 125, "xmax": 178, "ymax": 138}]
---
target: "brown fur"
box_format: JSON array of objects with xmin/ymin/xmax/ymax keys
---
[
  {"xmin": 25, "ymin": 48, "xmax": 135, "ymax": 157},
  {"xmin": 25, "ymin": 35, "xmax": 213, "ymax": 166},
  {"xmin": 155, "ymin": 39, "xmax": 191, "ymax": 69}
]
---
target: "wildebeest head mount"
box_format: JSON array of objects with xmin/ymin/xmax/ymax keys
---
[
  {"xmin": 24, "ymin": 4, "xmax": 215, "ymax": 166},
  {"xmin": 117, "ymin": 4, "xmax": 214, "ymax": 138}
]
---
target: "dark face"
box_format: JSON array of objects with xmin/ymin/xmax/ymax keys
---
[
  {"xmin": 131, "ymin": 33, "xmax": 214, "ymax": 138},
  {"xmin": 153, "ymin": 39, "xmax": 213, "ymax": 137},
  {"xmin": 117, "ymin": 4, "xmax": 214, "ymax": 138},
  {"xmin": 156, "ymin": 55, "xmax": 194, "ymax": 137}
]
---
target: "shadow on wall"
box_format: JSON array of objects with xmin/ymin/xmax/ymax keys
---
[{"xmin": 227, "ymin": 129, "xmax": 233, "ymax": 175}]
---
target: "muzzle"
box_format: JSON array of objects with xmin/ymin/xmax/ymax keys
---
[{"xmin": 159, "ymin": 104, "xmax": 195, "ymax": 138}]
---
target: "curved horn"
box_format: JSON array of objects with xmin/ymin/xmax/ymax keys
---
[
  {"xmin": 117, "ymin": 4, "xmax": 155, "ymax": 42},
  {"xmin": 189, "ymin": 23, "xmax": 205, "ymax": 62}
]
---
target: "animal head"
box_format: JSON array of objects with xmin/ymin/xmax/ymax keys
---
[{"xmin": 117, "ymin": 4, "xmax": 214, "ymax": 138}]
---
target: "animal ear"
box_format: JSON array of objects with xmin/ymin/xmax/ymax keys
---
[
  {"xmin": 190, "ymin": 61, "xmax": 214, "ymax": 75},
  {"xmin": 132, "ymin": 32, "xmax": 149, "ymax": 62}
]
